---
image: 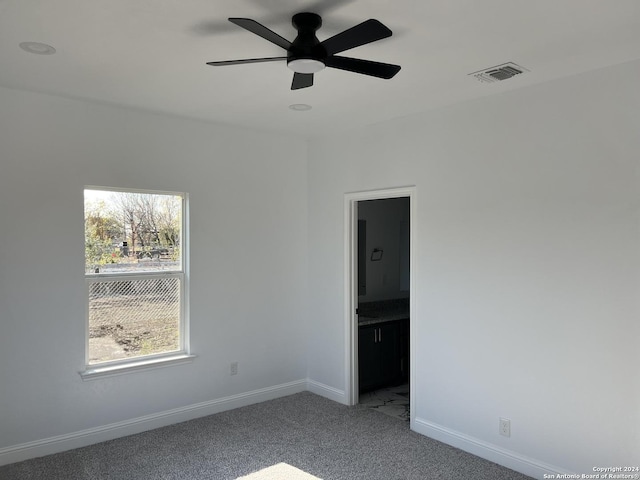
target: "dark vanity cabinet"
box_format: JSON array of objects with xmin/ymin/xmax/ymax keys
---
[
  {"xmin": 399, "ymin": 318, "xmax": 409, "ymax": 381},
  {"xmin": 358, "ymin": 319, "xmax": 408, "ymax": 392}
]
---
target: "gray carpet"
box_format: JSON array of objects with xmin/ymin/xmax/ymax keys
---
[{"xmin": 0, "ymin": 392, "xmax": 531, "ymax": 480}]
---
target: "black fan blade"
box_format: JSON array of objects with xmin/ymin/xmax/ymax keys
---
[
  {"xmin": 325, "ymin": 56, "xmax": 400, "ymax": 79},
  {"xmin": 320, "ymin": 19, "xmax": 392, "ymax": 56},
  {"xmin": 228, "ymin": 18, "xmax": 292, "ymax": 50},
  {"xmin": 291, "ymin": 73, "xmax": 314, "ymax": 90},
  {"xmin": 207, "ymin": 57, "xmax": 286, "ymax": 66}
]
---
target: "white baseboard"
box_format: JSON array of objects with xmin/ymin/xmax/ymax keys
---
[
  {"xmin": 306, "ymin": 379, "xmax": 346, "ymax": 404},
  {"xmin": 413, "ymin": 416, "xmax": 573, "ymax": 479},
  {"xmin": 0, "ymin": 379, "xmax": 307, "ymax": 467},
  {"xmin": 1, "ymin": 381, "xmax": 569, "ymax": 478}
]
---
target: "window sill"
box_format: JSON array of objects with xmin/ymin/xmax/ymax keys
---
[{"xmin": 80, "ymin": 353, "xmax": 196, "ymax": 381}]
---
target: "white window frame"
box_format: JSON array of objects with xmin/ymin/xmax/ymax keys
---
[{"xmin": 80, "ymin": 186, "xmax": 193, "ymax": 380}]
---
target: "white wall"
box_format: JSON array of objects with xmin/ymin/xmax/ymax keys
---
[
  {"xmin": 307, "ymin": 60, "xmax": 640, "ymax": 475},
  {"xmin": 0, "ymin": 87, "xmax": 309, "ymax": 457}
]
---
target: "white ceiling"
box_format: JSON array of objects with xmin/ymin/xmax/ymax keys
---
[{"xmin": 1, "ymin": 0, "xmax": 639, "ymax": 138}]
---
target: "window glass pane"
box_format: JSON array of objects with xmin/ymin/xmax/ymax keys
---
[
  {"xmin": 88, "ymin": 276, "xmax": 181, "ymax": 364},
  {"xmin": 84, "ymin": 189, "xmax": 182, "ymax": 275}
]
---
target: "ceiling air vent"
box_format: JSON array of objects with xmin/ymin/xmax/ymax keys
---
[{"xmin": 469, "ymin": 62, "xmax": 529, "ymax": 83}]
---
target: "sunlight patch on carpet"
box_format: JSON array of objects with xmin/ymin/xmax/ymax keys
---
[{"xmin": 237, "ymin": 462, "xmax": 322, "ymax": 479}]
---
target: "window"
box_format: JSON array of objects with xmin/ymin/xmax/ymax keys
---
[{"xmin": 83, "ymin": 187, "xmax": 190, "ymax": 377}]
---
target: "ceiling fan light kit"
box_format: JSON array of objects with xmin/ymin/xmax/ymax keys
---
[
  {"xmin": 288, "ymin": 58, "xmax": 325, "ymax": 74},
  {"xmin": 207, "ymin": 12, "xmax": 400, "ymax": 90}
]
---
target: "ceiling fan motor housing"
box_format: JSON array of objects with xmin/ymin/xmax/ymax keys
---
[{"xmin": 287, "ymin": 12, "xmax": 327, "ymax": 73}]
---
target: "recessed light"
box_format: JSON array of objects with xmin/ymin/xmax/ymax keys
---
[
  {"xmin": 19, "ymin": 42, "xmax": 56, "ymax": 55},
  {"xmin": 289, "ymin": 104, "xmax": 312, "ymax": 111}
]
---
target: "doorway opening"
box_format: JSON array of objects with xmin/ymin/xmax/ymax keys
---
[{"xmin": 345, "ymin": 187, "xmax": 414, "ymax": 425}]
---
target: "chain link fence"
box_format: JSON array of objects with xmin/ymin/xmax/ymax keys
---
[{"xmin": 88, "ymin": 276, "xmax": 181, "ymax": 364}]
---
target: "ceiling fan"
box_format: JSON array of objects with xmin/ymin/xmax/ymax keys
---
[{"xmin": 206, "ymin": 12, "xmax": 401, "ymax": 90}]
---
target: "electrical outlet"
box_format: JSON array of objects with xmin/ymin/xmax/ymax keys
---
[
  {"xmin": 230, "ymin": 362, "xmax": 238, "ymax": 376},
  {"xmin": 499, "ymin": 417, "xmax": 511, "ymax": 437}
]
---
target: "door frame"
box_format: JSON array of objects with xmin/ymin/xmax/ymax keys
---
[{"xmin": 343, "ymin": 186, "xmax": 416, "ymax": 422}]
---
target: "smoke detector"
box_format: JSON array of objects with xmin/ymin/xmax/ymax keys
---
[{"xmin": 469, "ymin": 62, "xmax": 529, "ymax": 83}]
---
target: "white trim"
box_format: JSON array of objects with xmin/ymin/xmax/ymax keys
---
[
  {"xmin": 343, "ymin": 194, "xmax": 358, "ymax": 406},
  {"xmin": 80, "ymin": 353, "xmax": 196, "ymax": 380},
  {"xmin": 413, "ymin": 417, "xmax": 573, "ymax": 479},
  {"xmin": 84, "ymin": 271, "xmax": 184, "ymax": 280},
  {"xmin": 306, "ymin": 380, "xmax": 347, "ymax": 405},
  {"xmin": 85, "ymin": 185, "xmax": 186, "ymax": 197},
  {"xmin": 83, "ymin": 186, "xmax": 190, "ymax": 370},
  {"xmin": 343, "ymin": 186, "xmax": 416, "ymax": 408},
  {"xmin": 181, "ymin": 192, "xmax": 191, "ymax": 361},
  {"xmin": 0, "ymin": 379, "xmax": 307, "ymax": 467}
]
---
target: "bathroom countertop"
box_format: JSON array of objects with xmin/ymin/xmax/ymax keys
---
[
  {"xmin": 358, "ymin": 299, "xmax": 409, "ymax": 326},
  {"xmin": 358, "ymin": 313, "xmax": 409, "ymax": 326}
]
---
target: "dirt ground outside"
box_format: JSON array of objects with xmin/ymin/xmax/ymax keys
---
[{"xmin": 88, "ymin": 283, "xmax": 180, "ymax": 364}]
